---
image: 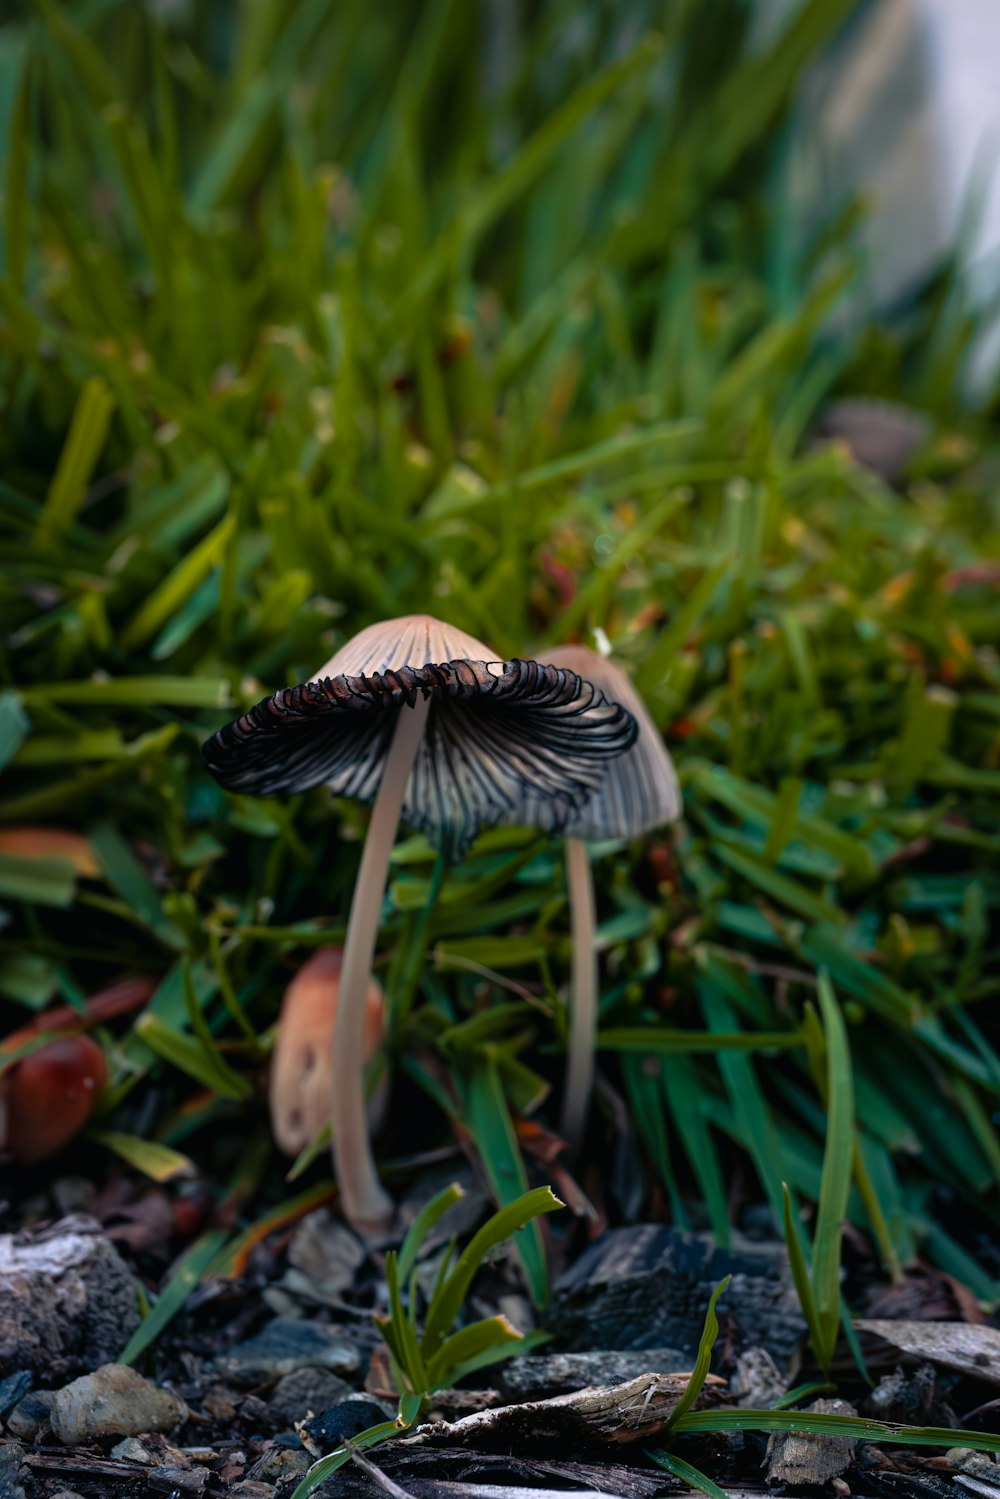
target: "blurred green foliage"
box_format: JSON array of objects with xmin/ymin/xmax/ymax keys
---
[{"xmin": 1, "ymin": 0, "xmax": 1000, "ymax": 1308}]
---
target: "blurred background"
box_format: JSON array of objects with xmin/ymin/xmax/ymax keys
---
[{"xmin": 1, "ymin": 0, "xmax": 1000, "ymax": 1315}]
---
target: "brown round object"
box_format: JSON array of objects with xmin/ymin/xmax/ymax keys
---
[{"xmin": 3, "ymin": 1035, "xmax": 108, "ymax": 1164}]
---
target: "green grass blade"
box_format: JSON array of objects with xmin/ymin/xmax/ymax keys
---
[
  {"xmin": 646, "ymin": 1449, "xmax": 731, "ymax": 1499},
  {"xmin": 811, "ymin": 972, "xmax": 854, "ymax": 1365},
  {"xmin": 119, "ymin": 1228, "xmax": 229, "ymax": 1364},
  {"xmin": 664, "ymin": 1275, "xmax": 730, "ymax": 1430},
  {"xmin": 36, "ymin": 377, "xmax": 115, "ymax": 546}
]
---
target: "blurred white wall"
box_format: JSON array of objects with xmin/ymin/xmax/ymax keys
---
[{"xmin": 773, "ymin": 0, "xmax": 1000, "ymax": 387}]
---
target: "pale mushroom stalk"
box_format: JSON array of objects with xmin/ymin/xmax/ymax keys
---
[
  {"xmin": 562, "ymin": 835, "xmax": 597, "ymax": 1148},
  {"xmin": 333, "ymin": 693, "xmax": 429, "ymax": 1228},
  {"xmin": 540, "ymin": 646, "xmax": 682, "ymax": 1154},
  {"xmin": 203, "ymin": 614, "xmax": 638, "ymax": 1235}
]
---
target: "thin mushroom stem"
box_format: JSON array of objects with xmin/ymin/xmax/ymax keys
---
[
  {"xmin": 333, "ymin": 693, "xmax": 431, "ymax": 1232},
  {"xmin": 560, "ymin": 835, "xmax": 598, "ymax": 1151}
]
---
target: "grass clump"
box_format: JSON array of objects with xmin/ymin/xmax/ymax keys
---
[{"xmin": 1, "ymin": 0, "xmax": 999, "ymax": 1324}]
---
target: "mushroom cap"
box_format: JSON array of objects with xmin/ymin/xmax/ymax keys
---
[
  {"xmin": 203, "ymin": 614, "xmax": 638, "ymax": 856},
  {"xmin": 536, "ymin": 645, "xmax": 681, "ymax": 840},
  {"xmin": 269, "ymin": 947, "xmax": 385, "ymax": 1157}
]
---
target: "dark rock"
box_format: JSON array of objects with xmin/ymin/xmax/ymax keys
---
[
  {"xmin": 499, "ymin": 1348, "xmax": 688, "ymax": 1399},
  {"xmin": 218, "ymin": 1318, "xmax": 359, "ymax": 1386},
  {"xmin": 0, "ymin": 1442, "xmax": 24, "ymax": 1499},
  {"xmin": 148, "ymin": 1467, "xmax": 209, "ymax": 1495},
  {"xmin": 0, "ymin": 1217, "xmax": 140, "ymax": 1381},
  {"xmin": 0, "ymin": 1374, "xmax": 31, "ymax": 1420},
  {"xmin": 268, "ymin": 1368, "xmax": 353, "ymax": 1427},
  {"xmin": 5, "ymin": 1391, "xmax": 53, "ymax": 1441},
  {"xmin": 548, "ymin": 1225, "xmax": 805, "ymax": 1369},
  {"xmin": 283, "ymin": 1212, "xmax": 365, "ymax": 1306},
  {"xmin": 303, "ymin": 1396, "xmax": 394, "ymax": 1449},
  {"xmin": 815, "ymin": 399, "xmax": 929, "ymax": 483},
  {"xmin": 765, "ymin": 1397, "xmax": 858, "ymax": 1487}
]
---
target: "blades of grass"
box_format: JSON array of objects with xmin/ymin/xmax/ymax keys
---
[
  {"xmin": 646, "ymin": 1450, "xmax": 731, "ymax": 1499},
  {"xmin": 661, "ymin": 1056, "xmax": 730, "ymax": 1246},
  {"xmin": 811, "ymin": 972, "xmax": 854, "ymax": 1367},
  {"xmin": 445, "ymin": 1326, "xmax": 551, "ymax": 1385},
  {"xmin": 119, "ymin": 1228, "xmax": 229, "ymax": 1365},
  {"xmin": 90, "ymin": 824, "xmax": 183, "ymax": 947},
  {"xmin": 621, "ymin": 1054, "xmax": 686, "ymax": 1226},
  {"xmin": 397, "ymin": 1181, "xmax": 465, "ymax": 1284},
  {"xmin": 698, "ymin": 965, "xmax": 786, "ymax": 1224},
  {"xmin": 664, "ymin": 1275, "xmax": 731, "ymax": 1430},
  {"xmin": 212, "ymin": 1180, "xmax": 338, "ymax": 1279},
  {"xmin": 181, "ymin": 958, "xmax": 252, "ymax": 1100},
  {"xmin": 404, "ymin": 32, "xmax": 664, "ymax": 306},
  {"xmin": 89, "ymin": 1129, "xmax": 196, "ymax": 1182},
  {"xmin": 0, "ymin": 725, "xmax": 179, "ymax": 822},
  {"xmin": 424, "ymin": 419, "xmax": 702, "ymax": 518},
  {"xmin": 634, "ymin": 559, "xmax": 731, "ymax": 697},
  {"xmin": 36, "ymin": 377, "xmax": 115, "ymax": 546},
  {"xmin": 22, "ymin": 677, "xmax": 233, "ymax": 708},
  {"xmin": 381, "ymin": 1252, "xmax": 428, "ymax": 1393},
  {"xmin": 421, "ymin": 1186, "xmax": 563, "ymax": 1356},
  {"xmin": 690, "ymin": 763, "xmax": 876, "ymax": 882},
  {"xmin": 549, "ymin": 487, "xmax": 692, "ymax": 634},
  {"xmin": 597, "ymin": 1027, "xmax": 801, "ymax": 1053},
  {"xmin": 425, "ymin": 1313, "xmax": 523, "ymax": 1391},
  {"xmin": 2, "ymin": 36, "xmax": 30, "ymax": 292},
  {"xmin": 0, "ymin": 692, "xmax": 30, "ymax": 772},
  {"xmin": 672, "ymin": 1407, "xmax": 1000, "ymax": 1453},
  {"xmin": 121, "ymin": 513, "xmax": 236, "ymax": 648},
  {"xmin": 288, "ymin": 1406, "xmax": 418, "ymax": 1499},
  {"xmin": 713, "ymin": 841, "xmax": 845, "ymax": 926},
  {"xmin": 463, "ymin": 1056, "xmax": 550, "ymax": 1310},
  {"xmin": 783, "ymin": 1182, "xmax": 824, "ymax": 1364},
  {"xmin": 799, "ymin": 925, "xmax": 919, "ymax": 1026},
  {"xmin": 0, "ymin": 851, "xmax": 76, "ymax": 907},
  {"xmin": 134, "ymin": 1013, "xmax": 251, "ymax": 1101}
]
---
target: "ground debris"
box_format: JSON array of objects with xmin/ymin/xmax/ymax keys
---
[
  {"xmin": 0, "ymin": 1217, "xmax": 139, "ymax": 1381},
  {"xmin": 730, "ymin": 1347, "xmax": 787, "ymax": 1409},
  {"xmin": 0, "ymin": 1442, "xmax": 25, "ymax": 1499},
  {"xmin": 404, "ymin": 1370, "xmax": 725, "ymax": 1452},
  {"xmin": 281, "ymin": 1210, "xmax": 366, "ymax": 1307},
  {"xmin": 857, "ymin": 1322, "xmax": 1000, "ymax": 1386},
  {"xmin": 498, "ymin": 1348, "xmax": 688, "ymax": 1399},
  {"xmin": 147, "ymin": 1464, "xmax": 210, "ymax": 1495},
  {"xmin": 765, "ymin": 1397, "xmax": 858, "ymax": 1487},
  {"xmin": 548, "ymin": 1226, "xmax": 804, "ymax": 1370},
  {"xmin": 862, "ymin": 1364, "xmax": 950, "ymax": 1427},
  {"xmin": 268, "ymin": 1369, "xmax": 353, "ymax": 1428},
  {"xmin": 315, "ymin": 1448, "xmax": 669, "ymax": 1499}
]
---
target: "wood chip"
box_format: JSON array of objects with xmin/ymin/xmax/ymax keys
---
[
  {"xmin": 404, "ymin": 1370, "xmax": 725, "ymax": 1451},
  {"xmin": 857, "ymin": 1322, "xmax": 1000, "ymax": 1387}
]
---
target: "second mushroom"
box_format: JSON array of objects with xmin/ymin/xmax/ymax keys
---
[
  {"xmin": 204, "ymin": 615, "xmax": 637, "ymax": 1232},
  {"xmin": 536, "ymin": 646, "xmax": 682, "ymax": 1151}
]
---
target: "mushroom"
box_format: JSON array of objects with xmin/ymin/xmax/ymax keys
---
[
  {"xmin": 0, "ymin": 1035, "xmax": 108, "ymax": 1165},
  {"xmin": 537, "ymin": 645, "xmax": 682, "ymax": 1150},
  {"xmin": 269, "ymin": 947, "xmax": 385, "ymax": 1157},
  {"xmin": 203, "ymin": 614, "xmax": 637, "ymax": 1231}
]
